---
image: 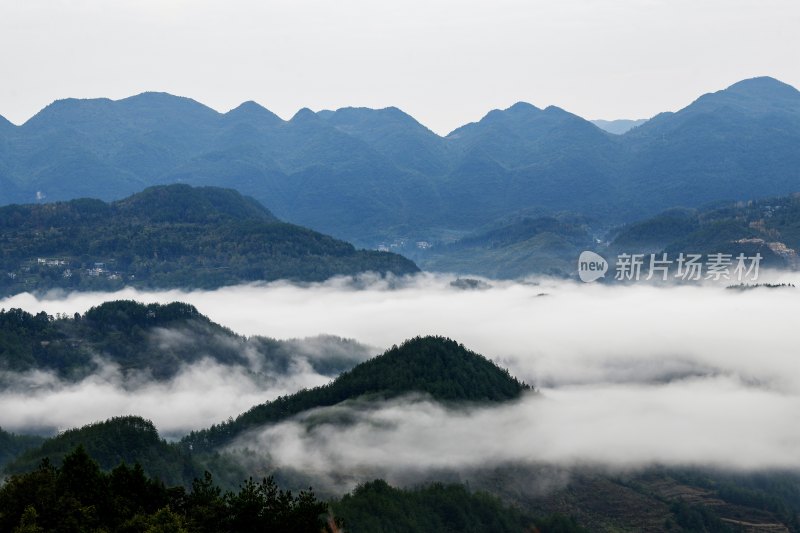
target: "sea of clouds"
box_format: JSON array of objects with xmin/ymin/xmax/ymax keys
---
[{"xmin": 1, "ymin": 272, "xmax": 799, "ymax": 474}]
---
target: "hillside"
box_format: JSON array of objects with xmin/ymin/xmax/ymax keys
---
[
  {"xmin": 2, "ymin": 335, "xmax": 531, "ymax": 486},
  {"xmin": 4, "ymin": 331, "xmax": 799, "ymax": 531},
  {"xmin": 0, "ymin": 445, "xmax": 331, "ymax": 533},
  {"xmin": 610, "ymin": 193, "xmax": 800, "ymax": 268},
  {"xmin": 0, "ymin": 300, "xmax": 371, "ymax": 382},
  {"xmin": 2, "ymin": 77, "xmax": 800, "ymax": 244},
  {"xmin": 415, "ymin": 215, "xmax": 595, "ymax": 278},
  {"xmin": 0, "ymin": 184, "xmax": 418, "ymax": 296},
  {"xmin": 3, "ymin": 417, "xmax": 201, "ymax": 487},
  {"xmin": 181, "ymin": 336, "xmax": 531, "ymax": 452},
  {"xmin": 0, "ymin": 428, "xmax": 44, "ymax": 469}
]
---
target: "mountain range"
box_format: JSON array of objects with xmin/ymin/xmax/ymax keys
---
[{"xmin": 2, "ymin": 77, "xmax": 800, "ymax": 246}]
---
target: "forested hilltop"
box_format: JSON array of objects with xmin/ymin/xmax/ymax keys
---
[
  {"xmin": 181, "ymin": 335, "xmax": 531, "ymax": 453},
  {"xmin": 0, "ymin": 300, "xmax": 371, "ymax": 383},
  {"xmin": 0, "ymin": 184, "xmax": 419, "ymax": 296}
]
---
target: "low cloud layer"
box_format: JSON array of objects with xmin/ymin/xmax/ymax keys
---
[
  {"xmin": 229, "ymin": 377, "xmax": 800, "ymax": 490},
  {"xmin": 2, "ymin": 273, "xmax": 800, "ymax": 472},
  {"xmin": 0, "ymin": 334, "xmax": 375, "ymax": 438}
]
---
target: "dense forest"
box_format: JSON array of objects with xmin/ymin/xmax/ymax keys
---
[
  {"xmin": 0, "ymin": 444, "xmax": 599, "ymax": 533},
  {"xmin": 4, "ymin": 417, "xmax": 202, "ymax": 488},
  {"xmin": 413, "ymin": 214, "xmax": 595, "ymax": 278},
  {"xmin": 0, "ymin": 429, "xmax": 44, "ymax": 471},
  {"xmin": 0, "ymin": 300, "xmax": 370, "ymax": 382},
  {"xmin": 181, "ymin": 336, "xmax": 531, "ymax": 453},
  {"xmin": 331, "ymin": 479, "xmax": 586, "ymax": 533},
  {"xmin": 0, "ymin": 184, "xmax": 418, "ymax": 297},
  {"xmin": 3, "ymin": 325, "xmax": 800, "ymax": 531},
  {"xmin": 0, "ymin": 446, "xmax": 332, "ymax": 533},
  {"xmin": 610, "ymin": 193, "xmax": 800, "ymax": 267}
]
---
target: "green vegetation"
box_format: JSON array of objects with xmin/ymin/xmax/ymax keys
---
[
  {"xmin": 182, "ymin": 336, "xmax": 530, "ymax": 452},
  {"xmin": 0, "ymin": 300, "xmax": 369, "ymax": 382},
  {"xmin": 332, "ymin": 479, "xmax": 587, "ymax": 533},
  {"xmin": 1, "ymin": 444, "xmax": 601, "ymax": 533},
  {"xmin": 610, "ymin": 192, "xmax": 800, "ymax": 267},
  {"xmin": 4, "ymin": 417, "xmax": 201, "ymax": 488},
  {"xmin": 416, "ymin": 215, "xmax": 594, "ymax": 278},
  {"xmin": 0, "ymin": 429, "xmax": 45, "ymax": 470},
  {"xmin": 0, "ymin": 446, "xmax": 331, "ymax": 533},
  {"xmin": 0, "ymin": 184, "xmax": 418, "ymax": 297}
]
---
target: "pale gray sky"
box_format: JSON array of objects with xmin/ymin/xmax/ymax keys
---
[{"xmin": 1, "ymin": 0, "xmax": 798, "ymax": 135}]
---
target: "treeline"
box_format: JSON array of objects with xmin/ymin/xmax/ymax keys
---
[
  {"xmin": 0, "ymin": 446, "xmax": 591, "ymax": 533},
  {"xmin": 0, "ymin": 184, "xmax": 418, "ymax": 297},
  {"xmin": 332, "ymin": 479, "xmax": 587, "ymax": 533},
  {"xmin": 4, "ymin": 417, "xmax": 200, "ymax": 488},
  {"xmin": 0, "ymin": 300, "xmax": 366, "ymax": 383},
  {"xmin": 0, "ymin": 429, "xmax": 44, "ymax": 471},
  {"xmin": 0, "ymin": 301, "xmax": 238, "ymax": 381},
  {"xmin": 0, "ymin": 447, "xmax": 331, "ymax": 533}
]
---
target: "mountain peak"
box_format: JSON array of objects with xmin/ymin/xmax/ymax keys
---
[
  {"xmin": 506, "ymin": 101, "xmax": 541, "ymax": 113},
  {"xmin": 23, "ymin": 97, "xmax": 114, "ymax": 128},
  {"xmin": 225, "ymin": 101, "xmax": 283, "ymax": 125},
  {"xmin": 724, "ymin": 76, "xmax": 800, "ymax": 100},
  {"xmin": 321, "ymin": 105, "xmax": 436, "ymax": 135},
  {"xmin": 682, "ymin": 76, "xmax": 800, "ymax": 116},
  {"xmin": 116, "ymin": 92, "xmax": 219, "ymax": 117},
  {"xmin": 290, "ymin": 107, "xmax": 319, "ymax": 123},
  {"xmin": 114, "ymin": 184, "xmax": 277, "ymax": 223},
  {"xmin": 183, "ymin": 335, "xmax": 529, "ymax": 451},
  {"xmin": 355, "ymin": 336, "xmax": 531, "ymax": 401}
]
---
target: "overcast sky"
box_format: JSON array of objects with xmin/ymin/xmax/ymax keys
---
[{"xmin": 1, "ymin": 0, "xmax": 798, "ymax": 135}]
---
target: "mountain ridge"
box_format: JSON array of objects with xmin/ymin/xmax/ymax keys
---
[
  {"xmin": 0, "ymin": 184, "xmax": 419, "ymax": 296},
  {"xmin": 2, "ymin": 76, "xmax": 799, "ymax": 244}
]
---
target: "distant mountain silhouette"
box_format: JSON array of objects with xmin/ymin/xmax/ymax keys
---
[
  {"xmin": 2, "ymin": 77, "xmax": 799, "ymax": 243},
  {"xmin": 591, "ymin": 118, "xmax": 647, "ymax": 134}
]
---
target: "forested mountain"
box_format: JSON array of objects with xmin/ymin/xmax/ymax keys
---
[
  {"xmin": 610, "ymin": 192, "xmax": 800, "ymax": 268},
  {"xmin": 414, "ymin": 214, "xmax": 595, "ymax": 278},
  {"xmin": 3, "ymin": 417, "xmax": 201, "ymax": 487},
  {"xmin": 182, "ymin": 336, "xmax": 531, "ymax": 452},
  {"xmin": 3, "ymin": 328, "xmax": 799, "ymax": 531},
  {"xmin": 0, "ymin": 300, "xmax": 371, "ymax": 382},
  {"xmin": 0, "ymin": 428, "xmax": 44, "ymax": 469},
  {"xmin": 2, "ymin": 77, "xmax": 799, "ymax": 243},
  {"xmin": 0, "ymin": 184, "xmax": 418, "ymax": 296}
]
